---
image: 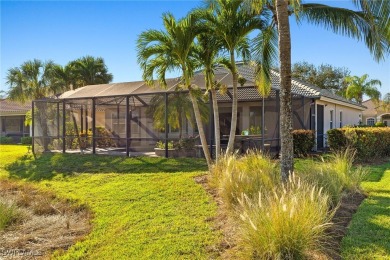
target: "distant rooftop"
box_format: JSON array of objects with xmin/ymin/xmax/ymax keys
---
[{"xmin": 0, "ymin": 99, "xmax": 32, "ymax": 114}]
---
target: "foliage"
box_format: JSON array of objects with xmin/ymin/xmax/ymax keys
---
[
  {"xmin": 295, "ymin": 149, "xmax": 367, "ymax": 205},
  {"xmin": 345, "ymin": 74, "xmax": 382, "ymax": 104},
  {"xmin": 0, "ymin": 201, "xmax": 24, "ymax": 230},
  {"xmin": 65, "ymin": 125, "xmax": 115, "ymax": 150},
  {"xmin": 0, "ymin": 145, "xmax": 218, "ymax": 259},
  {"xmin": 241, "ymin": 125, "xmax": 261, "ymax": 135},
  {"xmin": 327, "ymin": 127, "xmax": 390, "ymax": 159},
  {"xmin": 292, "ymin": 129, "xmax": 315, "ymax": 156},
  {"xmin": 237, "ymin": 175, "xmax": 333, "ymax": 259},
  {"xmin": 375, "ymin": 121, "xmax": 386, "ymax": 127},
  {"xmin": 0, "ymin": 137, "xmax": 13, "ymax": 144},
  {"xmin": 292, "ymin": 61, "xmax": 350, "ymax": 95},
  {"xmin": 177, "ymin": 136, "xmax": 197, "ymax": 150},
  {"xmin": 155, "ymin": 140, "xmax": 175, "ymax": 149},
  {"xmin": 209, "ymin": 152, "xmax": 279, "ymax": 209},
  {"xmin": 341, "ymin": 161, "xmax": 390, "ymax": 259},
  {"xmin": 21, "ymin": 136, "xmax": 32, "ymax": 145}
]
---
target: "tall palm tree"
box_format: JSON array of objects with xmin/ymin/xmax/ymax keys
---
[
  {"xmin": 137, "ymin": 13, "xmax": 213, "ymax": 167},
  {"xmin": 251, "ymin": 0, "xmax": 390, "ymax": 180},
  {"xmin": 72, "ymin": 56, "xmax": 113, "ymax": 87},
  {"xmin": 6, "ymin": 59, "xmax": 60, "ymax": 151},
  {"xmin": 197, "ymin": 0, "xmax": 265, "ymax": 154},
  {"xmin": 193, "ymin": 33, "xmax": 223, "ymax": 160},
  {"xmin": 345, "ymin": 74, "xmax": 382, "ymax": 104}
]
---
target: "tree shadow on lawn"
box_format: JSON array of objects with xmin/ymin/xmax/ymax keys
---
[{"xmin": 6, "ymin": 153, "xmax": 208, "ymax": 181}]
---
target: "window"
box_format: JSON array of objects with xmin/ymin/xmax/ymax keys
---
[
  {"xmin": 112, "ymin": 112, "xmax": 126, "ymax": 135},
  {"xmin": 330, "ymin": 110, "xmax": 334, "ymax": 129},
  {"xmin": 367, "ymin": 118, "xmax": 375, "ymax": 126},
  {"xmin": 339, "ymin": 111, "xmax": 343, "ymax": 128}
]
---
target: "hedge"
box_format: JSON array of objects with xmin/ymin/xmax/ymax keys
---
[
  {"xmin": 21, "ymin": 136, "xmax": 32, "ymax": 145},
  {"xmin": 0, "ymin": 137, "xmax": 13, "ymax": 144},
  {"xmin": 327, "ymin": 127, "xmax": 390, "ymax": 159},
  {"xmin": 292, "ymin": 129, "xmax": 315, "ymax": 157}
]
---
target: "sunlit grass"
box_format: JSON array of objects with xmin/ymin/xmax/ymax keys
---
[{"xmin": 0, "ymin": 145, "xmax": 219, "ymax": 259}]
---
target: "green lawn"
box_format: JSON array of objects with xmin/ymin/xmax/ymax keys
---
[
  {"xmin": 341, "ymin": 161, "xmax": 390, "ymax": 259},
  {"xmin": 0, "ymin": 145, "xmax": 219, "ymax": 259}
]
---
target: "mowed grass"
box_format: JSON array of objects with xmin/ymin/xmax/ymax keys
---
[
  {"xmin": 0, "ymin": 145, "xmax": 219, "ymax": 259},
  {"xmin": 341, "ymin": 161, "xmax": 390, "ymax": 259}
]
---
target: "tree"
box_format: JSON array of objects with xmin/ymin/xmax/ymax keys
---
[
  {"xmin": 251, "ymin": 0, "xmax": 390, "ymax": 180},
  {"xmin": 345, "ymin": 74, "xmax": 381, "ymax": 103},
  {"xmin": 193, "ymin": 33, "xmax": 223, "ymax": 160},
  {"xmin": 71, "ymin": 56, "xmax": 113, "ymax": 87},
  {"xmin": 6, "ymin": 59, "xmax": 60, "ymax": 151},
  {"xmin": 197, "ymin": 0, "xmax": 265, "ymax": 154},
  {"xmin": 292, "ymin": 62, "xmax": 351, "ymax": 95},
  {"xmin": 137, "ymin": 13, "xmax": 213, "ymax": 167}
]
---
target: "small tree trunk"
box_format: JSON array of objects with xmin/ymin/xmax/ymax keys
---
[
  {"xmin": 189, "ymin": 90, "xmax": 212, "ymax": 168},
  {"xmin": 226, "ymin": 50, "xmax": 238, "ymax": 154},
  {"xmin": 276, "ymin": 0, "xmax": 294, "ymax": 182},
  {"xmin": 211, "ymin": 89, "xmax": 221, "ymax": 160},
  {"xmin": 35, "ymin": 102, "xmax": 49, "ymax": 151}
]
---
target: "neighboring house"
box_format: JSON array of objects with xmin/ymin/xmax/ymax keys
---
[
  {"xmin": 32, "ymin": 63, "xmax": 365, "ymax": 154},
  {"xmin": 0, "ymin": 99, "xmax": 32, "ymax": 142},
  {"xmin": 362, "ymin": 99, "xmax": 390, "ymax": 126}
]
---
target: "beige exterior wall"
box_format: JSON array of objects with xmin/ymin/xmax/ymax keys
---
[
  {"xmin": 362, "ymin": 99, "xmax": 390, "ymax": 126},
  {"xmin": 315, "ymin": 99, "xmax": 363, "ymax": 148}
]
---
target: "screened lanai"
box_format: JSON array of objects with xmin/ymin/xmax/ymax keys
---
[{"xmin": 32, "ymin": 64, "xmax": 313, "ymax": 157}]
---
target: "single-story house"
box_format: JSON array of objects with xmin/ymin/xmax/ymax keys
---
[
  {"xmin": 362, "ymin": 99, "xmax": 390, "ymax": 126},
  {"xmin": 31, "ymin": 63, "xmax": 365, "ymax": 156},
  {"xmin": 0, "ymin": 99, "xmax": 31, "ymax": 142}
]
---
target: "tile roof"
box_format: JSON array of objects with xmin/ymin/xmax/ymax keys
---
[
  {"xmin": 0, "ymin": 99, "xmax": 32, "ymax": 114},
  {"xmin": 56, "ymin": 62, "xmax": 363, "ymax": 108}
]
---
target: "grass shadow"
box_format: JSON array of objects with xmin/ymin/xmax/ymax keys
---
[{"xmin": 6, "ymin": 153, "xmax": 208, "ymax": 181}]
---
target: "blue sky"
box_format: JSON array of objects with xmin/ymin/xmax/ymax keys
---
[{"xmin": 1, "ymin": 0, "xmax": 389, "ymax": 98}]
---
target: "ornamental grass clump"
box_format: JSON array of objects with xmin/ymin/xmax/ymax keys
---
[
  {"xmin": 209, "ymin": 151, "xmax": 279, "ymax": 209},
  {"xmin": 0, "ymin": 201, "xmax": 25, "ymax": 230},
  {"xmin": 297, "ymin": 148, "xmax": 367, "ymax": 205},
  {"xmin": 236, "ymin": 174, "xmax": 334, "ymax": 259}
]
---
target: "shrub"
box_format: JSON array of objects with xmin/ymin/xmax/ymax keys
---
[
  {"xmin": 21, "ymin": 136, "xmax": 32, "ymax": 145},
  {"xmin": 209, "ymin": 152, "xmax": 279, "ymax": 209},
  {"xmin": 375, "ymin": 122, "xmax": 386, "ymax": 127},
  {"xmin": 292, "ymin": 130, "xmax": 315, "ymax": 156},
  {"xmin": 327, "ymin": 127, "xmax": 390, "ymax": 159},
  {"xmin": 0, "ymin": 201, "xmax": 24, "ymax": 230},
  {"xmin": 0, "ymin": 136, "xmax": 13, "ymax": 144},
  {"xmin": 155, "ymin": 140, "xmax": 175, "ymax": 149},
  {"xmin": 237, "ymin": 175, "xmax": 334, "ymax": 259}
]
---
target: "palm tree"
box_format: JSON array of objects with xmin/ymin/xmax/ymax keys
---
[
  {"xmin": 197, "ymin": 0, "xmax": 265, "ymax": 154},
  {"xmin": 250, "ymin": 0, "xmax": 390, "ymax": 180},
  {"xmin": 6, "ymin": 59, "xmax": 60, "ymax": 151},
  {"xmin": 72, "ymin": 56, "xmax": 113, "ymax": 87},
  {"xmin": 193, "ymin": 33, "xmax": 223, "ymax": 160},
  {"xmin": 345, "ymin": 74, "xmax": 382, "ymax": 104},
  {"xmin": 137, "ymin": 13, "xmax": 213, "ymax": 167}
]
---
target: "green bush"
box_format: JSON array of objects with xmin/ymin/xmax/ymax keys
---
[
  {"xmin": 328, "ymin": 127, "xmax": 390, "ymax": 159},
  {"xmin": 375, "ymin": 122, "xmax": 386, "ymax": 127},
  {"xmin": 0, "ymin": 136, "xmax": 13, "ymax": 144},
  {"xmin": 21, "ymin": 136, "xmax": 32, "ymax": 145},
  {"xmin": 292, "ymin": 129, "xmax": 315, "ymax": 156}
]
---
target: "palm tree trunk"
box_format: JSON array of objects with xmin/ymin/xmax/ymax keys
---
[
  {"xmin": 189, "ymin": 89, "xmax": 212, "ymax": 168},
  {"xmin": 36, "ymin": 102, "xmax": 49, "ymax": 152},
  {"xmin": 226, "ymin": 50, "xmax": 238, "ymax": 154},
  {"xmin": 211, "ymin": 89, "xmax": 221, "ymax": 160},
  {"xmin": 276, "ymin": 0, "xmax": 294, "ymax": 182}
]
